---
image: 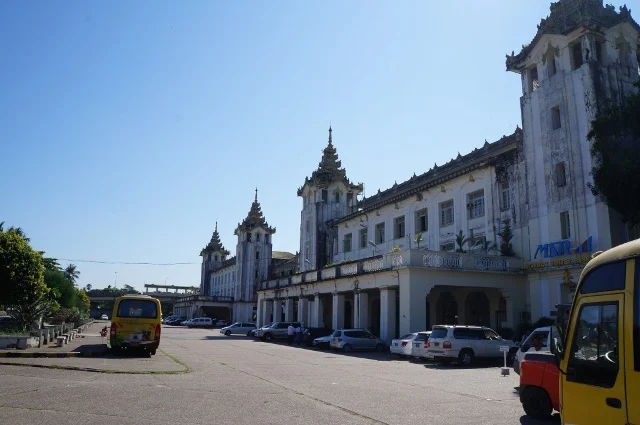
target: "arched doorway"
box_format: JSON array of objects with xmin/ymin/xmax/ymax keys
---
[
  {"xmin": 436, "ymin": 292, "xmax": 458, "ymax": 325},
  {"xmin": 465, "ymin": 292, "xmax": 490, "ymax": 326},
  {"xmin": 344, "ymin": 300, "xmax": 353, "ymax": 328},
  {"xmin": 370, "ymin": 298, "xmax": 381, "ymax": 336}
]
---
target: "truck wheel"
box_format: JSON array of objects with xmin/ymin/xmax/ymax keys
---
[{"xmin": 521, "ymin": 386, "xmax": 552, "ymax": 420}]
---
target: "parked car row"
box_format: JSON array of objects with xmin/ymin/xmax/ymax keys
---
[{"xmin": 162, "ymin": 316, "xmax": 229, "ymax": 328}]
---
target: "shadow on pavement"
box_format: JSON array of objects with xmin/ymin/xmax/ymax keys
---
[
  {"xmin": 520, "ymin": 414, "xmax": 561, "ymax": 424},
  {"xmin": 203, "ymin": 335, "xmax": 253, "ymax": 341},
  {"xmin": 73, "ymin": 344, "xmax": 108, "ymax": 354}
]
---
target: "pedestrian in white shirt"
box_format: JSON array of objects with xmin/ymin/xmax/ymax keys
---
[{"xmin": 287, "ymin": 324, "xmax": 295, "ymax": 344}]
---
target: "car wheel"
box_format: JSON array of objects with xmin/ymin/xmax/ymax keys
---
[
  {"xmin": 150, "ymin": 349, "xmax": 156, "ymax": 356},
  {"xmin": 246, "ymin": 331, "xmax": 252, "ymax": 337},
  {"xmin": 343, "ymin": 344, "xmax": 353, "ymax": 353},
  {"xmin": 521, "ymin": 386, "xmax": 552, "ymax": 420},
  {"xmin": 225, "ymin": 330, "xmax": 231, "ymax": 336},
  {"xmin": 375, "ymin": 343, "xmax": 386, "ymax": 352},
  {"xmin": 458, "ymin": 349, "xmax": 474, "ymax": 366},
  {"xmin": 264, "ymin": 333, "xmax": 273, "ymax": 342}
]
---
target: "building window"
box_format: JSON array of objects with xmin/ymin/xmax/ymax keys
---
[
  {"xmin": 467, "ymin": 190, "xmax": 485, "ymax": 219},
  {"xmin": 334, "ymin": 192, "xmax": 340, "ymax": 203},
  {"xmin": 343, "ymin": 233, "xmax": 352, "ymax": 252},
  {"xmin": 528, "ymin": 66, "xmax": 539, "ymax": 93},
  {"xmin": 247, "ymin": 233, "xmax": 252, "ymax": 242},
  {"xmin": 347, "ymin": 192, "xmax": 353, "ymax": 206},
  {"xmin": 571, "ymin": 42, "xmax": 583, "ymax": 70},
  {"xmin": 255, "ymin": 251, "xmax": 260, "ymax": 259},
  {"xmin": 375, "ymin": 223, "xmax": 385, "ymax": 244},
  {"xmin": 214, "ymin": 255, "xmax": 218, "ymax": 262},
  {"xmin": 500, "ymin": 182, "xmax": 511, "ymax": 211},
  {"xmin": 556, "ymin": 162, "xmax": 567, "ymax": 187},
  {"xmin": 256, "ymin": 233, "xmax": 261, "ymax": 241},
  {"xmin": 359, "ymin": 228, "xmax": 368, "ymax": 249},
  {"xmin": 415, "ymin": 209, "xmax": 428, "ymax": 232},
  {"xmin": 545, "ymin": 47, "xmax": 557, "ymax": 77},
  {"xmin": 306, "ymin": 220, "xmax": 310, "ymax": 232},
  {"xmin": 440, "ymin": 200, "xmax": 454, "ymax": 227},
  {"xmin": 321, "ymin": 190, "xmax": 328, "ymax": 203},
  {"xmin": 440, "ymin": 242, "xmax": 455, "ymax": 252},
  {"xmin": 561, "ymin": 211, "xmax": 571, "ymax": 239},
  {"xmin": 394, "ymin": 216, "xmax": 405, "ymax": 239},
  {"xmin": 551, "ymin": 106, "xmax": 561, "ymax": 130}
]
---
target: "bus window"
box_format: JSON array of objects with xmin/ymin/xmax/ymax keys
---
[
  {"xmin": 579, "ymin": 260, "xmax": 626, "ymax": 294},
  {"xmin": 568, "ymin": 302, "xmax": 619, "ymax": 388}
]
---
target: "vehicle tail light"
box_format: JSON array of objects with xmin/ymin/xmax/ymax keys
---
[
  {"xmin": 155, "ymin": 324, "xmax": 161, "ymax": 341},
  {"xmin": 110, "ymin": 324, "xmax": 116, "ymax": 337},
  {"xmin": 424, "ymin": 341, "xmax": 430, "ymax": 348},
  {"xmin": 401, "ymin": 341, "xmax": 408, "ymax": 347},
  {"xmin": 443, "ymin": 341, "xmax": 452, "ymax": 349}
]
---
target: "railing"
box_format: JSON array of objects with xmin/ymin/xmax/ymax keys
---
[
  {"xmin": 259, "ymin": 249, "xmax": 522, "ymax": 290},
  {"xmin": 363, "ymin": 257, "xmax": 384, "ymax": 272},
  {"xmin": 340, "ymin": 262, "xmax": 358, "ymax": 276},
  {"xmin": 174, "ymin": 295, "xmax": 234, "ymax": 303},
  {"xmin": 423, "ymin": 252, "xmax": 462, "ymax": 269},
  {"xmin": 321, "ymin": 267, "xmax": 336, "ymax": 279}
]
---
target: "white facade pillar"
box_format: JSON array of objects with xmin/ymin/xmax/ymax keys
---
[
  {"xmin": 273, "ymin": 300, "xmax": 283, "ymax": 323},
  {"xmin": 380, "ymin": 288, "xmax": 397, "ymax": 344},
  {"xmin": 285, "ymin": 298, "xmax": 295, "ymax": 321},
  {"xmin": 262, "ymin": 299, "xmax": 273, "ymax": 325},
  {"xmin": 332, "ymin": 292, "xmax": 345, "ymax": 330},
  {"xmin": 297, "ymin": 298, "xmax": 309, "ymax": 328},
  {"xmin": 312, "ymin": 293, "xmax": 324, "ymax": 327},
  {"xmin": 354, "ymin": 291, "xmax": 369, "ymax": 330}
]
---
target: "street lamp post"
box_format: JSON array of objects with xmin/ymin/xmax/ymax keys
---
[{"xmin": 114, "ymin": 272, "xmax": 118, "ymax": 289}]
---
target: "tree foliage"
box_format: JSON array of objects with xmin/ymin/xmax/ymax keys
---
[
  {"xmin": 455, "ymin": 231, "xmax": 469, "ymax": 253},
  {"xmin": 0, "ymin": 229, "xmax": 51, "ymax": 330},
  {"xmin": 498, "ymin": 218, "xmax": 515, "ymax": 257},
  {"xmin": 64, "ymin": 264, "xmax": 80, "ymax": 285},
  {"xmin": 587, "ymin": 82, "xmax": 640, "ymax": 226},
  {"xmin": 76, "ymin": 288, "xmax": 90, "ymax": 314},
  {"xmin": 44, "ymin": 269, "xmax": 77, "ymax": 308}
]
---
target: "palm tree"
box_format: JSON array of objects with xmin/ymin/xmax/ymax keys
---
[
  {"xmin": 455, "ymin": 231, "xmax": 469, "ymax": 253},
  {"xmin": 475, "ymin": 237, "xmax": 498, "ymax": 254},
  {"xmin": 64, "ymin": 264, "xmax": 80, "ymax": 285}
]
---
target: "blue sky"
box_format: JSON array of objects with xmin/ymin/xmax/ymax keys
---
[{"xmin": 2, "ymin": 1, "xmax": 630, "ymax": 291}]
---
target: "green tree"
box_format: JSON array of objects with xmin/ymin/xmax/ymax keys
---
[
  {"xmin": 0, "ymin": 229, "xmax": 52, "ymax": 330},
  {"xmin": 64, "ymin": 264, "xmax": 80, "ymax": 285},
  {"xmin": 85, "ymin": 283, "xmax": 92, "ymax": 291},
  {"xmin": 455, "ymin": 231, "xmax": 469, "ymax": 253},
  {"xmin": 44, "ymin": 269, "xmax": 76, "ymax": 308},
  {"xmin": 476, "ymin": 237, "xmax": 498, "ymax": 254},
  {"xmin": 75, "ymin": 288, "xmax": 90, "ymax": 314},
  {"xmin": 498, "ymin": 218, "xmax": 515, "ymax": 257},
  {"xmin": 41, "ymin": 256, "xmax": 61, "ymax": 272},
  {"xmin": 414, "ymin": 232, "xmax": 423, "ymax": 249},
  {"xmin": 587, "ymin": 82, "xmax": 640, "ymax": 226}
]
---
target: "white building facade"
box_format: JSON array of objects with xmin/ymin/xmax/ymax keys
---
[{"xmin": 256, "ymin": 1, "xmax": 640, "ymax": 343}]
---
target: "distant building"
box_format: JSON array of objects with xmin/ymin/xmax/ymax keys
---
[{"xmin": 255, "ymin": 0, "xmax": 640, "ymax": 342}]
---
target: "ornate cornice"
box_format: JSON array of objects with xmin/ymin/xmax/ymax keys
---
[
  {"xmin": 234, "ymin": 189, "xmax": 276, "ymax": 235},
  {"xmin": 200, "ymin": 222, "xmax": 230, "ymax": 256}
]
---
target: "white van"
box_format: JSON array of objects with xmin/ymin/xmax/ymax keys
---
[
  {"xmin": 187, "ymin": 317, "xmax": 213, "ymax": 329},
  {"xmin": 512, "ymin": 325, "xmax": 560, "ymax": 374}
]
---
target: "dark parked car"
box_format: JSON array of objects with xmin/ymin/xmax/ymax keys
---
[
  {"xmin": 303, "ymin": 327, "xmax": 334, "ymax": 346},
  {"xmin": 166, "ymin": 317, "xmax": 187, "ymax": 326}
]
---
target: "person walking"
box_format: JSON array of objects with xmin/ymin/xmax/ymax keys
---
[
  {"xmin": 294, "ymin": 324, "xmax": 302, "ymax": 346},
  {"xmin": 287, "ymin": 323, "xmax": 295, "ymax": 345}
]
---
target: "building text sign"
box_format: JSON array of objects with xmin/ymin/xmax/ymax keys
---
[
  {"xmin": 534, "ymin": 236, "xmax": 593, "ymax": 259},
  {"xmin": 524, "ymin": 255, "xmax": 592, "ymax": 270}
]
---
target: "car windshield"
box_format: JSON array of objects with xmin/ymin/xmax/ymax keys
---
[
  {"xmin": 116, "ymin": 299, "xmax": 157, "ymax": 319},
  {"xmin": 430, "ymin": 328, "xmax": 448, "ymax": 339}
]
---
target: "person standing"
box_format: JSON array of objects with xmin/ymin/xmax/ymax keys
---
[
  {"xmin": 287, "ymin": 323, "xmax": 295, "ymax": 344},
  {"xmin": 294, "ymin": 324, "xmax": 302, "ymax": 346}
]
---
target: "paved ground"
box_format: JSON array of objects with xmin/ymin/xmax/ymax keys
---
[{"xmin": 0, "ymin": 326, "xmax": 561, "ymax": 425}]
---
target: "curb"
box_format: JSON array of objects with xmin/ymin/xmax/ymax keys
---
[{"xmin": 0, "ymin": 351, "xmax": 107, "ymax": 358}]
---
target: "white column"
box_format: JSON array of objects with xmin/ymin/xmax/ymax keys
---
[
  {"xmin": 285, "ymin": 299, "xmax": 295, "ymax": 321},
  {"xmin": 332, "ymin": 292, "xmax": 345, "ymax": 330},
  {"xmin": 256, "ymin": 297, "xmax": 263, "ymax": 327},
  {"xmin": 273, "ymin": 300, "xmax": 283, "ymax": 323},
  {"xmin": 262, "ymin": 299, "xmax": 273, "ymax": 325},
  {"xmin": 354, "ymin": 291, "xmax": 369, "ymax": 330},
  {"xmin": 380, "ymin": 288, "xmax": 397, "ymax": 344},
  {"xmin": 297, "ymin": 298, "xmax": 309, "ymax": 328},
  {"xmin": 312, "ymin": 293, "xmax": 324, "ymax": 327}
]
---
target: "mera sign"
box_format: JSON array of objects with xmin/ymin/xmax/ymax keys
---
[{"xmin": 534, "ymin": 236, "xmax": 593, "ymax": 259}]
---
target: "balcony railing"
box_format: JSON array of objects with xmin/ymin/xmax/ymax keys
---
[
  {"xmin": 258, "ymin": 249, "xmax": 523, "ymax": 290},
  {"xmin": 174, "ymin": 295, "xmax": 234, "ymax": 303}
]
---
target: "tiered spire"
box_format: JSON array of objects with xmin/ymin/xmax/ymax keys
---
[
  {"xmin": 297, "ymin": 126, "xmax": 363, "ymax": 196},
  {"xmin": 200, "ymin": 222, "xmax": 230, "ymax": 256},
  {"xmin": 235, "ymin": 188, "xmax": 276, "ymax": 235}
]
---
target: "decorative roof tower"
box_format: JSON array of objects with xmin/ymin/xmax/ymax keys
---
[
  {"xmin": 234, "ymin": 189, "xmax": 276, "ymax": 235},
  {"xmin": 200, "ymin": 222, "xmax": 230, "ymax": 257},
  {"xmin": 297, "ymin": 127, "xmax": 364, "ymax": 196}
]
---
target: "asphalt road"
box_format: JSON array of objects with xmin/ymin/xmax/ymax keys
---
[{"xmin": 0, "ymin": 326, "xmax": 560, "ymax": 425}]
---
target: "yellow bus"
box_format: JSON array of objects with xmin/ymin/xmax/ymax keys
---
[
  {"xmin": 555, "ymin": 238, "xmax": 639, "ymax": 425},
  {"xmin": 110, "ymin": 294, "xmax": 162, "ymax": 355}
]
